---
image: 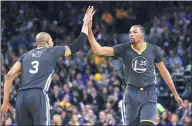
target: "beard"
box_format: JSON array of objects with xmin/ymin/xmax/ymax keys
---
[{"xmin": 130, "ymin": 38, "xmax": 135, "ymax": 44}]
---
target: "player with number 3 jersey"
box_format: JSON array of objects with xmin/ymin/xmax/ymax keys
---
[{"xmin": 1, "ymin": 6, "xmax": 95, "ymax": 125}]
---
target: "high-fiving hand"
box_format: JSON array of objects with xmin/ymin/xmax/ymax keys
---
[{"xmin": 83, "ymin": 6, "xmax": 95, "ymax": 25}]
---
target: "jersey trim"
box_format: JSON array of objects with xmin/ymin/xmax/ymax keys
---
[
  {"xmin": 35, "ymin": 47, "xmax": 45, "ymax": 50},
  {"xmin": 43, "ymin": 91, "xmax": 50, "ymax": 125},
  {"xmin": 154, "ymin": 69, "xmax": 157, "ymax": 84},
  {"xmin": 44, "ymin": 70, "xmax": 55, "ymax": 92},
  {"xmin": 131, "ymin": 42, "xmax": 147, "ymax": 55},
  {"xmin": 121, "ymin": 95, "xmax": 126, "ymax": 124},
  {"xmin": 140, "ymin": 120, "xmax": 155, "ymax": 124}
]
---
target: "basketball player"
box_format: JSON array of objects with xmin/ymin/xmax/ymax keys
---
[
  {"xmin": 87, "ymin": 21, "xmax": 184, "ymax": 125},
  {"xmin": 1, "ymin": 6, "xmax": 95, "ymax": 125}
]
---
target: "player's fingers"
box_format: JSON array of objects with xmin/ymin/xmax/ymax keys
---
[
  {"xmin": 181, "ymin": 103, "xmax": 184, "ymax": 108},
  {"xmin": 91, "ymin": 6, "xmax": 94, "ymax": 14},
  {"xmin": 1, "ymin": 114, "xmax": 5, "ymax": 122},
  {"xmin": 179, "ymin": 105, "xmax": 183, "ymax": 109},
  {"xmin": 1, "ymin": 112, "xmax": 7, "ymax": 121},
  {"xmin": 1, "ymin": 107, "xmax": 5, "ymax": 114},
  {"xmin": 9, "ymin": 106, "xmax": 14, "ymax": 112},
  {"xmin": 0, "ymin": 107, "xmax": 3, "ymax": 113},
  {"xmin": 91, "ymin": 10, "xmax": 96, "ymax": 17},
  {"xmin": 86, "ymin": 6, "xmax": 90, "ymax": 14},
  {"xmin": 88, "ymin": 6, "xmax": 93, "ymax": 14},
  {"xmin": 178, "ymin": 101, "xmax": 184, "ymax": 109},
  {"xmin": 0, "ymin": 110, "xmax": 3, "ymax": 119}
]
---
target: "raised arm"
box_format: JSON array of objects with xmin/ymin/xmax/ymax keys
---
[
  {"xmin": 64, "ymin": 6, "xmax": 95, "ymax": 57},
  {"xmin": 87, "ymin": 21, "xmax": 114, "ymax": 56}
]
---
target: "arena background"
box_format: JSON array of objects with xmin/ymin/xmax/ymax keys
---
[{"xmin": 1, "ymin": 1, "xmax": 192, "ymax": 125}]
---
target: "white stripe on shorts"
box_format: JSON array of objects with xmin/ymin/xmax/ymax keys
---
[{"xmin": 43, "ymin": 91, "xmax": 50, "ymax": 125}]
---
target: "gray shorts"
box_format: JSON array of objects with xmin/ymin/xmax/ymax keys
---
[
  {"xmin": 16, "ymin": 89, "xmax": 50, "ymax": 125},
  {"xmin": 121, "ymin": 85, "xmax": 159, "ymax": 125}
]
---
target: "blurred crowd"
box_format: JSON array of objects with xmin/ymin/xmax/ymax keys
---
[{"xmin": 1, "ymin": 1, "xmax": 191, "ymax": 126}]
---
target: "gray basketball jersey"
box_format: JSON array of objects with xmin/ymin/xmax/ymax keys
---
[
  {"xmin": 18, "ymin": 46, "xmax": 65, "ymax": 92},
  {"xmin": 113, "ymin": 42, "xmax": 163, "ymax": 87}
]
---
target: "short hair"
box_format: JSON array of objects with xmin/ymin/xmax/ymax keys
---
[{"xmin": 132, "ymin": 25, "xmax": 145, "ymax": 35}]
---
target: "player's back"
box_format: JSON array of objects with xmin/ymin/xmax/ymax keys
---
[{"xmin": 18, "ymin": 46, "xmax": 65, "ymax": 92}]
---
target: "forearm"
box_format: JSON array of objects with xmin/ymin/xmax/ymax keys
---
[
  {"xmin": 3, "ymin": 72, "xmax": 21, "ymax": 102},
  {"xmin": 67, "ymin": 24, "xmax": 88, "ymax": 54},
  {"xmin": 81, "ymin": 23, "xmax": 89, "ymax": 36},
  {"xmin": 160, "ymin": 70, "xmax": 179, "ymax": 96},
  {"xmin": 3, "ymin": 76, "xmax": 14, "ymax": 102},
  {"xmin": 88, "ymin": 28, "xmax": 102, "ymax": 54}
]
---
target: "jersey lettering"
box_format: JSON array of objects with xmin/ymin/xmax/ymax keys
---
[
  {"xmin": 132, "ymin": 56, "xmax": 149, "ymax": 73},
  {"xmin": 29, "ymin": 61, "xmax": 39, "ymax": 74}
]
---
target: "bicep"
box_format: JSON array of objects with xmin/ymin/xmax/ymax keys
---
[
  {"xmin": 155, "ymin": 61, "xmax": 167, "ymax": 73},
  {"xmin": 154, "ymin": 46, "xmax": 163, "ymax": 63},
  {"xmin": 99, "ymin": 47, "xmax": 114, "ymax": 56},
  {"xmin": 64, "ymin": 46, "xmax": 72, "ymax": 57},
  {"xmin": 52, "ymin": 46, "xmax": 66, "ymax": 59},
  {"xmin": 7, "ymin": 61, "xmax": 22, "ymax": 78}
]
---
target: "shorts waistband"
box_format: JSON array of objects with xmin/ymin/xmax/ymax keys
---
[
  {"xmin": 126, "ymin": 84, "xmax": 156, "ymax": 91},
  {"xmin": 18, "ymin": 88, "xmax": 43, "ymax": 92}
]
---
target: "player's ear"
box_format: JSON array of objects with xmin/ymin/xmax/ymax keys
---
[
  {"xmin": 45, "ymin": 39, "xmax": 50, "ymax": 46},
  {"xmin": 141, "ymin": 33, "xmax": 144, "ymax": 39}
]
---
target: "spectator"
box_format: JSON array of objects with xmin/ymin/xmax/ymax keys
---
[
  {"xmin": 105, "ymin": 113, "xmax": 115, "ymax": 125},
  {"xmin": 60, "ymin": 111, "xmax": 70, "ymax": 126},
  {"xmin": 183, "ymin": 113, "xmax": 192, "ymax": 125},
  {"xmin": 166, "ymin": 50, "xmax": 183, "ymax": 72},
  {"xmin": 105, "ymin": 102, "xmax": 115, "ymax": 115},
  {"xmin": 89, "ymin": 87, "xmax": 104, "ymax": 111},
  {"xmin": 161, "ymin": 111, "xmax": 172, "ymax": 126},
  {"xmin": 4, "ymin": 117, "xmax": 13, "ymax": 126},
  {"xmin": 96, "ymin": 111, "xmax": 107, "ymax": 125},
  {"xmin": 52, "ymin": 114, "xmax": 62, "ymax": 126},
  {"xmin": 155, "ymin": 113, "xmax": 164, "ymax": 126},
  {"xmin": 170, "ymin": 113, "xmax": 183, "ymax": 126},
  {"xmin": 68, "ymin": 114, "xmax": 80, "ymax": 126}
]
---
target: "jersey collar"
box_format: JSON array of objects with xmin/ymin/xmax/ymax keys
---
[
  {"xmin": 36, "ymin": 46, "xmax": 45, "ymax": 50},
  {"xmin": 131, "ymin": 42, "xmax": 147, "ymax": 55}
]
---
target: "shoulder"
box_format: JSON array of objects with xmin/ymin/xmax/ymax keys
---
[
  {"xmin": 146, "ymin": 42, "xmax": 161, "ymax": 52},
  {"xmin": 147, "ymin": 42, "xmax": 157, "ymax": 48},
  {"xmin": 113, "ymin": 43, "xmax": 129, "ymax": 49},
  {"xmin": 21, "ymin": 51, "xmax": 29, "ymax": 58}
]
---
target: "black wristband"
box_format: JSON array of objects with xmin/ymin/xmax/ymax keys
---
[{"xmin": 68, "ymin": 32, "xmax": 88, "ymax": 54}]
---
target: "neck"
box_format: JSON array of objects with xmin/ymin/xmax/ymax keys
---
[
  {"xmin": 172, "ymin": 122, "xmax": 177, "ymax": 125},
  {"xmin": 132, "ymin": 41, "xmax": 145, "ymax": 52},
  {"xmin": 37, "ymin": 45, "xmax": 47, "ymax": 49},
  {"xmin": 100, "ymin": 119, "xmax": 105, "ymax": 122}
]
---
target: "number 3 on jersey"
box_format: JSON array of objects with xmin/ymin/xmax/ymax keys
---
[{"xmin": 29, "ymin": 61, "xmax": 39, "ymax": 74}]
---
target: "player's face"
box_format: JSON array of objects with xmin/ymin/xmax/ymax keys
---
[{"xmin": 129, "ymin": 26, "xmax": 143, "ymax": 44}]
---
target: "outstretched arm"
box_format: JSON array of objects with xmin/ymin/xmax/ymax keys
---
[
  {"xmin": 64, "ymin": 6, "xmax": 95, "ymax": 57},
  {"xmin": 87, "ymin": 21, "xmax": 114, "ymax": 56}
]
